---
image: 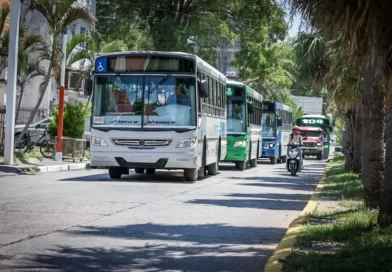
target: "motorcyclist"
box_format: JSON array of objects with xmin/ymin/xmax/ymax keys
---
[
  {"xmin": 289, "ymin": 126, "xmax": 303, "ymax": 145},
  {"xmin": 287, "ymin": 126, "xmax": 304, "ymax": 171}
]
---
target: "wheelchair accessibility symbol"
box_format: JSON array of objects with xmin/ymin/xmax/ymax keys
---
[
  {"xmin": 95, "ymin": 58, "xmax": 107, "ymax": 72},
  {"xmin": 97, "ymin": 62, "xmax": 104, "ymax": 71}
]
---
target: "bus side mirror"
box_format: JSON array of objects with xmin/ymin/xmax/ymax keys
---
[
  {"xmin": 198, "ymin": 80, "xmax": 209, "ymax": 98},
  {"xmin": 277, "ymin": 118, "xmax": 282, "ymax": 127},
  {"xmin": 330, "ymin": 125, "xmax": 333, "ymax": 132},
  {"xmin": 83, "ymin": 77, "xmax": 92, "ymax": 96},
  {"xmin": 248, "ymin": 102, "xmax": 254, "ymax": 114}
]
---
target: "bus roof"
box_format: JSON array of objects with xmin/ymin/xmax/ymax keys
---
[
  {"xmin": 299, "ymin": 126, "xmax": 323, "ymax": 132},
  {"xmin": 301, "ymin": 114, "xmax": 327, "ymax": 119},
  {"xmin": 94, "ymin": 51, "xmax": 227, "ymax": 82},
  {"xmin": 227, "ymin": 80, "xmax": 263, "ymax": 101},
  {"xmin": 263, "ymin": 101, "xmax": 293, "ymax": 112}
]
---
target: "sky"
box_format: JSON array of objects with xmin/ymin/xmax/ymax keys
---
[{"xmin": 287, "ymin": 13, "xmax": 302, "ymax": 37}]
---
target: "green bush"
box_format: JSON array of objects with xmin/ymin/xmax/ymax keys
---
[{"xmin": 49, "ymin": 101, "xmax": 90, "ymax": 139}]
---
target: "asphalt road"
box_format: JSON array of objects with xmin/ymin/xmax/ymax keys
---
[{"xmin": 0, "ymin": 159, "xmax": 326, "ymax": 272}]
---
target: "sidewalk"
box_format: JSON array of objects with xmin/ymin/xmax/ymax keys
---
[{"xmin": 0, "ymin": 156, "xmax": 90, "ymax": 176}]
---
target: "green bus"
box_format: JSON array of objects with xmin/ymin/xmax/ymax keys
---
[
  {"xmin": 224, "ymin": 80, "xmax": 263, "ymax": 170},
  {"xmin": 296, "ymin": 114, "xmax": 333, "ymax": 159}
]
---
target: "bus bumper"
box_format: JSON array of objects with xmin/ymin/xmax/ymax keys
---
[
  {"xmin": 91, "ymin": 151, "xmax": 198, "ymax": 169},
  {"xmin": 224, "ymin": 147, "xmax": 247, "ymax": 162},
  {"xmin": 261, "ymin": 148, "xmax": 277, "ymax": 158}
]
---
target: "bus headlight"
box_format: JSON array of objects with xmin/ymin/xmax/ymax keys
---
[
  {"xmin": 177, "ymin": 138, "xmax": 197, "ymax": 148},
  {"xmin": 91, "ymin": 136, "xmax": 108, "ymax": 147},
  {"xmin": 234, "ymin": 140, "xmax": 246, "ymax": 147},
  {"xmin": 264, "ymin": 142, "xmax": 275, "ymax": 148}
]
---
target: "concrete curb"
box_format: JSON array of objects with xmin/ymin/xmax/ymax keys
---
[
  {"xmin": 264, "ymin": 165, "xmax": 331, "ymax": 272},
  {"xmin": 0, "ymin": 162, "xmax": 90, "ymax": 175},
  {"xmin": 37, "ymin": 162, "xmax": 90, "ymax": 173}
]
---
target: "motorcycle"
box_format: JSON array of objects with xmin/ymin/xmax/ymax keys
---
[{"xmin": 286, "ymin": 142, "xmax": 303, "ymax": 176}]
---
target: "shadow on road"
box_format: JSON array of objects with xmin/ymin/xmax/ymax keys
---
[
  {"xmin": 3, "ymin": 223, "xmax": 284, "ymax": 271},
  {"xmin": 59, "ymin": 170, "xmax": 213, "ymax": 184},
  {"xmin": 186, "ymin": 198, "xmax": 308, "ymax": 210}
]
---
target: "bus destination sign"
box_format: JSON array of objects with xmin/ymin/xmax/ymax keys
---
[{"xmin": 300, "ymin": 118, "xmax": 324, "ymax": 125}]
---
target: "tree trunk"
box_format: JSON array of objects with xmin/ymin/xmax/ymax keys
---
[
  {"xmin": 15, "ymin": 85, "xmax": 24, "ymax": 123},
  {"xmin": 344, "ymin": 110, "xmax": 355, "ymax": 172},
  {"xmin": 353, "ymin": 104, "xmax": 363, "ymax": 174},
  {"xmin": 361, "ymin": 61, "xmax": 384, "ymax": 209},
  {"xmin": 378, "ymin": 100, "xmax": 392, "ymax": 227},
  {"xmin": 16, "ymin": 61, "xmax": 54, "ymax": 145}
]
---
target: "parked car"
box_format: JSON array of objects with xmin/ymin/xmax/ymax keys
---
[{"xmin": 14, "ymin": 118, "xmax": 51, "ymax": 146}]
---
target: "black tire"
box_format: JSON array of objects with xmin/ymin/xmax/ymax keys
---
[
  {"xmin": 207, "ymin": 161, "xmax": 218, "ymax": 175},
  {"xmin": 184, "ymin": 168, "xmax": 198, "ymax": 182},
  {"xmin": 282, "ymin": 156, "xmax": 287, "ymax": 163},
  {"xmin": 290, "ymin": 168, "xmax": 296, "ymax": 176},
  {"xmin": 135, "ymin": 168, "xmax": 145, "ymax": 174},
  {"xmin": 235, "ymin": 161, "xmax": 246, "ymax": 171},
  {"xmin": 270, "ymin": 157, "xmax": 277, "ymax": 164},
  {"xmin": 109, "ymin": 167, "xmax": 122, "ymax": 179},
  {"xmin": 146, "ymin": 168, "xmax": 156, "ymax": 175},
  {"xmin": 277, "ymin": 157, "xmax": 282, "ymax": 163},
  {"xmin": 202, "ymin": 137, "xmax": 207, "ymax": 167},
  {"xmin": 317, "ymin": 153, "xmax": 322, "ymax": 160},
  {"xmin": 250, "ymin": 158, "xmax": 257, "ymax": 167},
  {"xmin": 40, "ymin": 139, "xmax": 54, "ymax": 158}
]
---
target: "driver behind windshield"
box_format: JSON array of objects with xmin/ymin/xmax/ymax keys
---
[
  {"xmin": 289, "ymin": 126, "xmax": 303, "ymax": 145},
  {"xmin": 167, "ymin": 84, "xmax": 190, "ymax": 106}
]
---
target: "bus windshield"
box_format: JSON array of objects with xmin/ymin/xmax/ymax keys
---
[
  {"xmin": 93, "ymin": 75, "xmax": 196, "ymax": 128},
  {"xmin": 227, "ymin": 99, "xmax": 246, "ymax": 133},
  {"xmin": 262, "ymin": 113, "xmax": 276, "ymax": 137}
]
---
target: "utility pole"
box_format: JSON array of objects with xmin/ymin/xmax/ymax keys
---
[
  {"xmin": 54, "ymin": 33, "xmax": 67, "ymax": 161},
  {"xmin": 4, "ymin": 0, "xmax": 21, "ymax": 165}
]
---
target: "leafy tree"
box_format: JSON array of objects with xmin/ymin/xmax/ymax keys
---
[
  {"xmin": 49, "ymin": 101, "xmax": 89, "ymax": 139},
  {"xmin": 17, "ymin": 0, "xmax": 95, "ymax": 146}
]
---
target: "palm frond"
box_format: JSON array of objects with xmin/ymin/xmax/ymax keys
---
[
  {"xmin": 67, "ymin": 49, "xmax": 91, "ymax": 70},
  {"xmin": 60, "ymin": 5, "xmax": 96, "ymax": 35},
  {"xmin": 101, "ymin": 40, "xmax": 128, "ymax": 53},
  {"xmin": 66, "ymin": 33, "xmax": 90, "ymax": 57}
]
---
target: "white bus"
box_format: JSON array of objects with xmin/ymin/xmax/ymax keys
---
[{"xmin": 84, "ymin": 51, "xmax": 227, "ymax": 181}]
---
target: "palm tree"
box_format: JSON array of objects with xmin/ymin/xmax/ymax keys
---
[
  {"xmin": 287, "ymin": 0, "xmax": 390, "ymax": 217},
  {"xmin": 16, "ymin": 0, "xmax": 95, "ymax": 145},
  {"xmin": 15, "ymin": 33, "xmax": 46, "ymax": 122}
]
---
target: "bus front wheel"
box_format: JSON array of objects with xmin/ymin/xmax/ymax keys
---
[
  {"xmin": 207, "ymin": 162, "xmax": 218, "ymax": 175},
  {"xmin": 184, "ymin": 168, "xmax": 198, "ymax": 182},
  {"xmin": 146, "ymin": 168, "xmax": 156, "ymax": 175},
  {"xmin": 109, "ymin": 167, "xmax": 122, "ymax": 179},
  {"xmin": 135, "ymin": 168, "xmax": 145, "ymax": 174},
  {"xmin": 235, "ymin": 161, "xmax": 246, "ymax": 171}
]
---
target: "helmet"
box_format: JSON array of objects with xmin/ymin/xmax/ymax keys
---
[{"xmin": 292, "ymin": 126, "xmax": 300, "ymax": 131}]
